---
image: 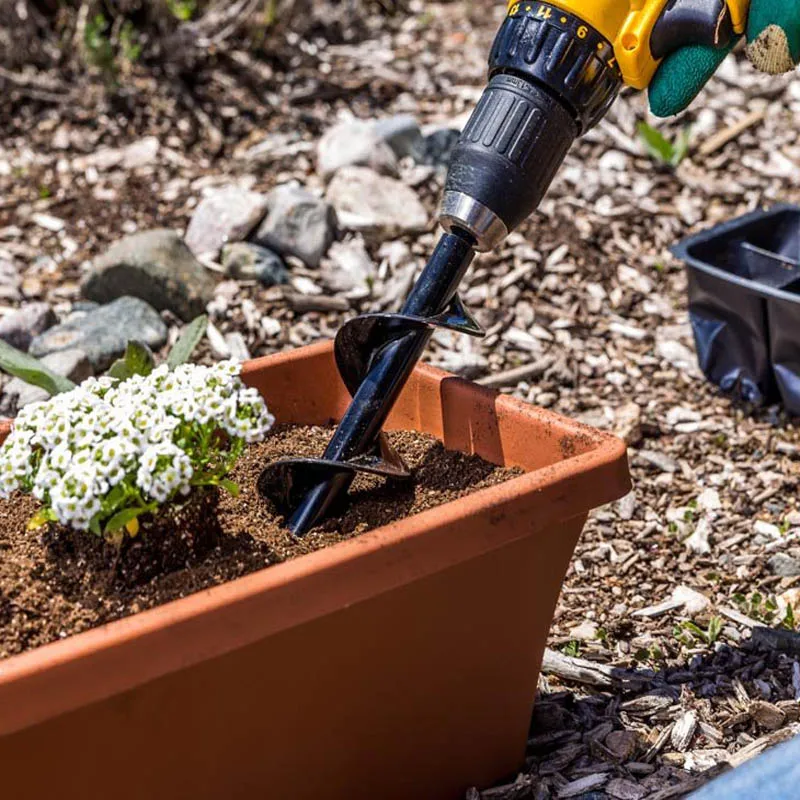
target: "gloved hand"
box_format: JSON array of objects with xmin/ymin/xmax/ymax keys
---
[{"xmin": 649, "ymin": 0, "xmax": 800, "ymax": 117}]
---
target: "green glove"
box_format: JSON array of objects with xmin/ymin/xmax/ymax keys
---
[{"xmin": 649, "ymin": 0, "xmax": 800, "ymax": 118}]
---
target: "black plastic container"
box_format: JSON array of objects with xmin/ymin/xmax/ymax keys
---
[{"xmin": 672, "ymin": 205, "xmax": 800, "ymax": 413}]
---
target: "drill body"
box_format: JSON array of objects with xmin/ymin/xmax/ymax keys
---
[{"xmin": 440, "ymin": 0, "xmax": 750, "ymax": 251}]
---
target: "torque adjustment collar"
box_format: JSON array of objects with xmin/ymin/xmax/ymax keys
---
[{"xmin": 490, "ymin": 2, "xmax": 622, "ymax": 133}]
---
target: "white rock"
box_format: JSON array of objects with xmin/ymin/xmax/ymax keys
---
[
  {"xmin": 656, "ymin": 338, "xmax": 698, "ymax": 372},
  {"xmin": 666, "ymin": 406, "xmax": 702, "ymax": 426},
  {"xmin": 609, "ymin": 321, "xmax": 648, "ymax": 340},
  {"xmin": 322, "ymin": 237, "xmax": 376, "ymax": 295},
  {"xmin": 30, "ymin": 213, "xmax": 65, "ymax": 232},
  {"xmin": 568, "ymin": 620, "xmax": 598, "ymax": 641},
  {"xmin": 185, "ymin": 186, "xmax": 268, "ymax": 258},
  {"xmin": 206, "ymin": 320, "xmax": 230, "ymax": 359},
  {"xmin": 598, "ymin": 150, "xmax": 628, "ymax": 171},
  {"xmin": 672, "ymin": 585, "xmax": 710, "ymax": 615},
  {"xmin": 615, "ymin": 491, "xmax": 637, "ymax": 520},
  {"xmin": 617, "ymin": 264, "xmax": 653, "ymax": 294},
  {"xmin": 260, "ymin": 316, "xmax": 281, "ymax": 337},
  {"xmin": 74, "ymin": 136, "xmax": 160, "ymax": 172},
  {"xmin": 326, "ymin": 167, "xmax": 428, "ymax": 234},
  {"xmin": 754, "ymin": 520, "xmax": 781, "ymax": 539},
  {"xmin": 317, "ymin": 120, "xmax": 398, "ymax": 179},
  {"xmin": 697, "ymin": 488, "xmax": 721, "ymax": 513},
  {"xmin": 686, "ymin": 517, "xmax": 712, "ymax": 554},
  {"xmin": 224, "ymin": 332, "xmax": 251, "ymax": 362}
]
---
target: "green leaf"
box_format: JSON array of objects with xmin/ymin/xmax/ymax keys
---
[
  {"xmin": 707, "ymin": 616, "xmax": 723, "ymax": 644},
  {"xmin": 102, "ymin": 483, "xmax": 128, "ymax": 514},
  {"xmin": 106, "ymin": 341, "xmax": 155, "ymax": 381},
  {"xmin": 105, "ymin": 506, "xmax": 146, "ymax": 534},
  {"xmin": 637, "ymin": 122, "xmax": 691, "ymax": 167},
  {"xmin": 671, "ymin": 126, "xmax": 692, "ymax": 166},
  {"xmin": 27, "ymin": 507, "xmax": 57, "ymax": 530},
  {"xmin": 0, "ymin": 339, "xmax": 76, "ymax": 396},
  {"xmin": 89, "ymin": 513, "xmax": 103, "ymax": 537},
  {"xmin": 637, "ymin": 122, "xmax": 674, "ymax": 163},
  {"xmin": 167, "ymin": 315, "xmax": 208, "ymax": 370},
  {"xmin": 219, "ymin": 478, "xmax": 240, "ymax": 497}
]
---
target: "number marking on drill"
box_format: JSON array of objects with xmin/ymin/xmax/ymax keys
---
[
  {"xmin": 577, "ymin": 25, "xmax": 588, "ymax": 39},
  {"xmin": 536, "ymin": 4, "xmax": 552, "ymax": 19}
]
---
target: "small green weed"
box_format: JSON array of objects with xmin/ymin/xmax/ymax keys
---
[
  {"xmin": 637, "ymin": 122, "xmax": 691, "ymax": 167},
  {"xmin": 166, "ymin": 0, "xmax": 197, "ymax": 21},
  {"xmin": 84, "ymin": 14, "xmax": 116, "ymax": 79},
  {"xmin": 119, "ymin": 21, "xmax": 142, "ymax": 64},
  {"xmin": 562, "ymin": 640, "xmax": 581, "ymax": 658},
  {"xmin": 733, "ymin": 592, "xmax": 798, "ymax": 631},
  {"xmin": 673, "ymin": 616, "xmax": 723, "ymax": 647}
]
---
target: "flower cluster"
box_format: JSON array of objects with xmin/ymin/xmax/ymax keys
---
[{"xmin": 0, "ymin": 362, "xmax": 274, "ymax": 536}]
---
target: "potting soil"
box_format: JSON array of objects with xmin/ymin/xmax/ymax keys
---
[{"xmin": 0, "ymin": 425, "xmax": 519, "ymax": 660}]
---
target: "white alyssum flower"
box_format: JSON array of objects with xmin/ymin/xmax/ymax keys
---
[{"xmin": 0, "ymin": 361, "xmax": 275, "ymax": 534}]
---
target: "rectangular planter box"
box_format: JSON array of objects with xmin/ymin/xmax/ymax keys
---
[{"xmin": 0, "ymin": 342, "xmax": 629, "ymax": 800}]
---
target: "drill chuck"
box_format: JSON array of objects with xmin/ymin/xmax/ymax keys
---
[{"xmin": 440, "ymin": 2, "xmax": 622, "ymax": 250}]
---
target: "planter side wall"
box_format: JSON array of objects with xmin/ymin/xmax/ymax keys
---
[
  {"xmin": 5, "ymin": 513, "xmax": 587, "ymax": 800},
  {"xmin": 243, "ymin": 343, "xmax": 604, "ymax": 472}
]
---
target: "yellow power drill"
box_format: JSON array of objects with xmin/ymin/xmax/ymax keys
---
[
  {"xmin": 262, "ymin": 0, "xmax": 752, "ymax": 534},
  {"xmin": 440, "ymin": 0, "xmax": 750, "ymax": 250}
]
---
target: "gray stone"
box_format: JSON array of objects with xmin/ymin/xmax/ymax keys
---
[
  {"xmin": 326, "ymin": 167, "xmax": 428, "ymax": 235},
  {"xmin": 0, "ymin": 303, "xmax": 56, "ymax": 351},
  {"xmin": 253, "ymin": 185, "xmax": 337, "ymax": 269},
  {"xmin": 221, "ymin": 242, "xmax": 289, "ymax": 286},
  {"xmin": 0, "ymin": 258, "xmax": 21, "ymax": 301},
  {"xmin": 411, "ymin": 128, "xmax": 461, "ymax": 167},
  {"xmin": 768, "ymin": 553, "xmax": 800, "ymax": 578},
  {"xmin": 374, "ymin": 115, "xmax": 423, "ymax": 158},
  {"xmin": 317, "ymin": 119, "xmax": 398, "ymax": 179},
  {"xmin": 82, "ymin": 229, "xmax": 215, "ymax": 322},
  {"xmin": 1, "ymin": 348, "xmax": 92, "ymax": 413},
  {"xmin": 30, "ymin": 296, "xmax": 167, "ymax": 370},
  {"xmin": 184, "ymin": 186, "xmax": 268, "ymax": 258}
]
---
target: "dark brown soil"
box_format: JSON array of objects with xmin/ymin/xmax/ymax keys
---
[{"xmin": 0, "ymin": 425, "xmax": 520, "ymax": 661}]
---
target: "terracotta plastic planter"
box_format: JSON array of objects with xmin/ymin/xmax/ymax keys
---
[{"xmin": 0, "ymin": 341, "xmax": 629, "ymax": 800}]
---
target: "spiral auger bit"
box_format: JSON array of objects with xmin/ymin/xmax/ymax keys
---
[{"xmin": 259, "ymin": 2, "xmax": 622, "ymax": 535}]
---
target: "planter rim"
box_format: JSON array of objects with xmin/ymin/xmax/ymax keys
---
[{"xmin": 0, "ymin": 341, "xmax": 629, "ymax": 736}]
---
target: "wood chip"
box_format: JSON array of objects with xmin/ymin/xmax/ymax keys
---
[
  {"xmin": 750, "ymin": 700, "xmax": 786, "ymax": 731},
  {"xmin": 476, "ymin": 356, "xmax": 554, "ymax": 388},
  {"xmin": 698, "ymin": 109, "xmax": 765, "ymax": 156},
  {"xmin": 556, "ymin": 773, "xmax": 609, "ymax": 798},
  {"xmin": 541, "ymin": 648, "xmax": 651, "ymax": 691},
  {"xmin": 671, "ymin": 710, "xmax": 697, "ymax": 751},
  {"xmin": 729, "ymin": 724, "xmax": 800, "ymax": 768},
  {"xmin": 285, "ymin": 293, "xmax": 349, "ymax": 313}
]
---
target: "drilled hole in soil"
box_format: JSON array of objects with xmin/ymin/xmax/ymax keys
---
[{"xmin": 0, "ymin": 424, "xmax": 520, "ymax": 660}]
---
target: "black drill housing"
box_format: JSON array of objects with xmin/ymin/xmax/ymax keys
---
[{"xmin": 445, "ymin": 3, "xmax": 622, "ymax": 234}]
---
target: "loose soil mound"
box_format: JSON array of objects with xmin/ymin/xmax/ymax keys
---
[{"xmin": 0, "ymin": 424, "xmax": 519, "ymax": 660}]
